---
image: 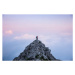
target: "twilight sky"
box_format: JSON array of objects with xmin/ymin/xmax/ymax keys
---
[{"xmin": 3, "ymin": 14, "xmax": 73, "ymax": 61}]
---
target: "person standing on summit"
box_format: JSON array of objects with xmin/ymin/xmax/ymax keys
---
[{"xmin": 36, "ymin": 36, "xmax": 38, "ymax": 40}]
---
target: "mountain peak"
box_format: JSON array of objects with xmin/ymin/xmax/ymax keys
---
[{"xmin": 13, "ymin": 36, "xmax": 59, "ymax": 61}]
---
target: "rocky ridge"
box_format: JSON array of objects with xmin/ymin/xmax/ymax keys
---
[{"xmin": 13, "ymin": 39, "xmax": 59, "ymax": 61}]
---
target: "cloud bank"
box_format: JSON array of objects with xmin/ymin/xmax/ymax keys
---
[
  {"xmin": 14, "ymin": 34, "xmax": 35, "ymax": 40},
  {"xmin": 13, "ymin": 33, "xmax": 72, "ymax": 48}
]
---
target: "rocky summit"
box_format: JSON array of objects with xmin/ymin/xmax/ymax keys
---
[{"xmin": 13, "ymin": 36, "xmax": 59, "ymax": 61}]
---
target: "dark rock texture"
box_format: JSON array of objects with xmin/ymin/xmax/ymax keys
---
[{"xmin": 13, "ymin": 39, "xmax": 59, "ymax": 61}]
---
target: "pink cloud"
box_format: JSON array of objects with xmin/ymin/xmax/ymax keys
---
[{"xmin": 5, "ymin": 30, "xmax": 13, "ymax": 34}]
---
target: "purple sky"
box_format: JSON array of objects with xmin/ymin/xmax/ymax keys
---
[{"xmin": 3, "ymin": 14, "xmax": 73, "ymax": 61}]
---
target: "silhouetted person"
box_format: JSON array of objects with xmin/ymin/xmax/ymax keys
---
[{"xmin": 36, "ymin": 36, "xmax": 38, "ymax": 41}]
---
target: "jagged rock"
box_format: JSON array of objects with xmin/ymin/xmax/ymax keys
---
[{"xmin": 13, "ymin": 37, "xmax": 59, "ymax": 61}]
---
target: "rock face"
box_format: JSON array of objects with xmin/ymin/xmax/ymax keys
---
[{"xmin": 13, "ymin": 39, "xmax": 58, "ymax": 61}]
